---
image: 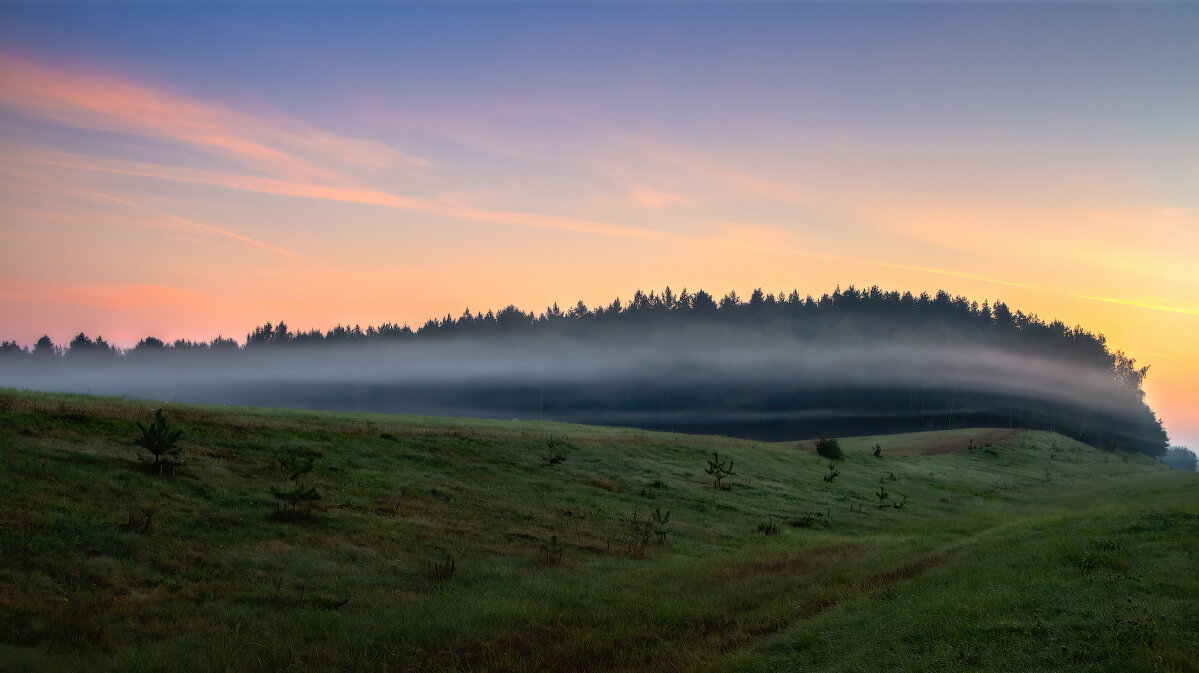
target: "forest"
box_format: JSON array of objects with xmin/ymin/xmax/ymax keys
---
[{"xmin": 0, "ymin": 285, "xmax": 1168, "ymax": 456}]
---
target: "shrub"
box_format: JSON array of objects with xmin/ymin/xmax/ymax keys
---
[
  {"xmin": 876, "ymin": 486, "xmax": 890, "ymax": 508},
  {"xmin": 134, "ymin": 408, "xmax": 184, "ymax": 476},
  {"xmin": 872, "ymin": 443, "xmax": 883, "ymax": 458},
  {"xmin": 815, "ymin": 438, "xmax": 843, "ymax": 460}
]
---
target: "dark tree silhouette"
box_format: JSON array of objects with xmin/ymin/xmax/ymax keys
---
[
  {"xmin": 2, "ymin": 285, "xmax": 1171, "ymax": 456},
  {"xmin": 32, "ymin": 335, "xmax": 59, "ymax": 359}
]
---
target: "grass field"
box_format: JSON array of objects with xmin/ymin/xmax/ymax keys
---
[{"xmin": 1, "ymin": 389, "xmax": 1196, "ymax": 672}]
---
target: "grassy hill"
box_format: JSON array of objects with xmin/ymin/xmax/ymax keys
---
[{"xmin": 1, "ymin": 389, "xmax": 1195, "ymax": 672}]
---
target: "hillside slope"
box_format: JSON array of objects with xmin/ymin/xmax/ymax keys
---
[{"xmin": 1, "ymin": 390, "xmax": 1195, "ymax": 672}]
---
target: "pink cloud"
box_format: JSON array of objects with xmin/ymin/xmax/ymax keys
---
[
  {"xmin": 0, "ymin": 52, "xmax": 676, "ymax": 242},
  {"xmin": 630, "ymin": 184, "xmax": 687, "ymax": 209},
  {"xmin": 0, "ymin": 276, "xmax": 219, "ymax": 314},
  {"xmin": 84, "ymin": 191, "xmax": 299, "ymax": 258},
  {"xmin": 7, "ymin": 151, "xmax": 670, "ymax": 241},
  {"xmin": 0, "ymin": 51, "xmax": 424, "ymax": 184},
  {"xmin": 636, "ymin": 141, "xmax": 809, "ymax": 207}
]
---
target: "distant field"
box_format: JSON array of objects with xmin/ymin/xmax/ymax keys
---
[{"xmin": 1, "ymin": 389, "xmax": 1196, "ymax": 672}]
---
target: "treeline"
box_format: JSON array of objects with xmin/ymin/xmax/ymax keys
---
[{"xmin": 0, "ymin": 285, "xmax": 1168, "ymax": 455}]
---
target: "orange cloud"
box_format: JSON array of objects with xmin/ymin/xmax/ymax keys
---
[
  {"xmin": 881, "ymin": 261, "xmax": 1199, "ymax": 319},
  {"xmin": 0, "ymin": 51, "xmax": 680, "ymax": 243},
  {"xmin": 880, "ymin": 263, "xmax": 1044, "ymax": 292},
  {"xmin": 630, "ymin": 184, "xmax": 687, "ymax": 209},
  {"xmin": 0, "ymin": 276, "xmax": 219, "ymax": 314},
  {"xmin": 1072, "ymin": 294, "xmax": 1199, "ymax": 318},
  {"xmin": 5, "ymin": 151, "xmax": 670, "ymax": 241},
  {"xmin": 84, "ymin": 191, "xmax": 299, "ymax": 258},
  {"xmin": 638, "ymin": 141, "xmax": 808, "ymax": 206},
  {"xmin": 0, "ymin": 51, "xmax": 424, "ymax": 184}
]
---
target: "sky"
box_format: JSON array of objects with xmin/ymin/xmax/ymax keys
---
[{"xmin": 0, "ymin": 2, "xmax": 1196, "ymax": 448}]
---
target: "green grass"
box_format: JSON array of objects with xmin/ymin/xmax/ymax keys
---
[{"xmin": 0, "ymin": 389, "xmax": 1195, "ymax": 672}]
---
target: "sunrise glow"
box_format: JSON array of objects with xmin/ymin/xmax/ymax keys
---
[{"xmin": 1, "ymin": 4, "xmax": 1196, "ymax": 447}]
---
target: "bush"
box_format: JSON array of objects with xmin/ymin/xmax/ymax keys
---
[{"xmin": 815, "ymin": 438, "xmax": 843, "ymax": 460}]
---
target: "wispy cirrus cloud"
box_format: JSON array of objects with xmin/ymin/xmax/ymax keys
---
[
  {"xmin": 84, "ymin": 191, "xmax": 299, "ymax": 258},
  {"xmin": 1071, "ymin": 294, "xmax": 1199, "ymax": 318},
  {"xmin": 0, "ymin": 275, "xmax": 220, "ymax": 314},
  {"xmin": 4, "ymin": 150, "xmax": 671, "ymax": 241},
  {"xmin": 630, "ymin": 184, "xmax": 687, "ymax": 209},
  {"xmin": 882, "ymin": 261, "xmax": 1199, "ymax": 318},
  {"xmin": 880, "ymin": 263, "xmax": 1044, "ymax": 292},
  {"xmin": 0, "ymin": 51, "xmax": 422, "ymax": 183},
  {"xmin": 637, "ymin": 141, "xmax": 808, "ymax": 207},
  {"xmin": 0, "ymin": 52, "xmax": 678, "ymax": 243}
]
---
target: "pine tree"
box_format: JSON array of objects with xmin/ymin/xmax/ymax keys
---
[{"xmin": 135, "ymin": 409, "xmax": 184, "ymax": 476}]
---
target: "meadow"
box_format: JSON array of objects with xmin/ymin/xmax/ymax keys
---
[{"xmin": 1, "ymin": 389, "xmax": 1195, "ymax": 672}]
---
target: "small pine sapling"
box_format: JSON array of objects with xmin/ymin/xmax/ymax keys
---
[
  {"xmin": 135, "ymin": 408, "xmax": 184, "ymax": 476},
  {"xmin": 539, "ymin": 534, "xmax": 563, "ymax": 566},
  {"xmin": 652, "ymin": 507, "xmax": 672, "ymax": 543},
  {"xmin": 876, "ymin": 485, "xmax": 890, "ymax": 509},
  {"xmin": 429, "ymin": 554, "xmax": 456, "ymax": 582},
  {"xmin": 822, "ymin": 461, "xmax": 840, "ymax": 483},
  {"xmin": 757, "ymin": 516, "xmax": 779, "ymax": 535},
  {"xmin": 625, "ymin": 509, "xmax": 654, "ymax": 557},
  {"xmin": 705, "ymin": 452, "xmax": 735, "ymax": 490},
  {"xmin": 271, "ymin": 447, "xmax": 323, "ymax": 520},
  {"xmin": 790, "ymin": 512, "xmax": 817, "ymax": 528},
  {"xmin": 872, "ymin": 443, "xmax": 883, "ymax": 459}
]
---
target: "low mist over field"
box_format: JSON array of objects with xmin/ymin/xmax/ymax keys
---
[
  {"xmin": 0, "ymin": 332, "xmax": 1144, "ymax": 418},
  {"xmin": 0, "ymin": 287, "xmax": 1169, "ymax": 454}
]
